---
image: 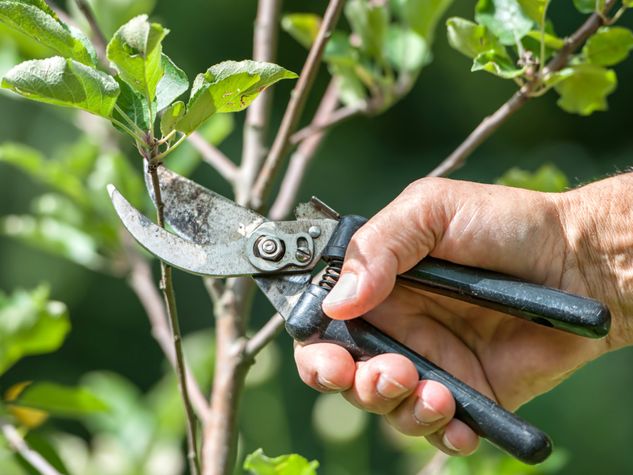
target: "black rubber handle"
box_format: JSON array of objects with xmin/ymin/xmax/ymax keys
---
[
  {"xmin": 285, "ymin": 285, "xmax": 552, "ymax": 465},
  {"xmin": 399, "ymin": 258, "xmax": 610, "ymax": 338}
]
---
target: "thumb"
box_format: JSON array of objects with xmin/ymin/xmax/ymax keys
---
[{"xmin": 322, "ymin": 179, "xmax": 450, "ymax": 319}]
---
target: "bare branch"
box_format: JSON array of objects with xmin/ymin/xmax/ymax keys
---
[
  {"xmin": 428, "ymin": 0, "xmax": 616, "ymax": 177},
  {"xmin": 124, "ymin": 236, "xmax": 209, "ymax": 420},
  {"xmin": 416, "ymin": 450, "xmax": 449, "ymax": 475},
  {"xmin": 147, "ymin": 164, "xmax": 201, "ymax": 475},
  {"xmin": 237, "ymin": 0, "xmax": 282, "ymax": 205},
  {"xmin": 188, "ymin": 132, "xmax": 238, "ymax": 183},
  {"xmin": 1, "ymin": 421, "xmax": 62, "ymax": 475},
  {"xmin": 290, "ymin": 103, "xmax": 362, "ymax": 146},
  {"xmin": 245, "ymin": 313, "xmax": 285, "ymax": 358},
  {"xmin": 251, "ymin": 0, "xmax": 346, "ymax": 210},
  {"xmin": 74, "ymin": 0, "xmax": 108, "ymax": 59},
  {"xmin": 269, "ymin": 79, "xmax": 340, "ymax": 220}
]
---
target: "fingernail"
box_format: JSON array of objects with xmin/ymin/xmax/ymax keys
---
[
  {"xmin": 414, "ymin": 398, "xmax": 444, "ymax": 425},
  {"xmin": 323, "ymin": 273, "xmax": 358, "ymax": 307},
  {"xmin": 442, "ymin": 432, "xmax": 459, "ymax": 452},
  {"xmin": 316, "ymin": 375, "xmax": 344, "ymax": 392},
  {"xmin": 376, "ymin": 374, "xmax": 409, "ymax": 399}
]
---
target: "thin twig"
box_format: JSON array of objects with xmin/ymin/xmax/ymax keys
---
[
  {"xmin": 427, "ymin": 0, "xmax": 616, "ymax": 177},
  {"xmin": 74, "ymin": 0, "xmax": 108, "ymax": 59},
  {"xmin": 251, "ymin": 0, "xmax": 346, "ymax": 210},
  {"xmin": 245, "ymin": 313, "xmax": 285, "ymax": 358},
  {"xmin": 124, "ymin": 235, "xmax": 209, "ymax": 420},
  {"xmin": 269, "ymin": 79, "xmax": 341, "ymax": 220},
  {"xmin": 290, "ymin": 103, "xmax": 363, "ymax": 145},
  {"xmin": 188, "ymin": 132, "xmax": 238, "ymax": 183},
  {"xmin": 416, "ymin": 450, "xmax": 449, "ymax": 475},
  {"xmin": 147, "ymin": 164, "xmax": 201, "ymax": 475},
  {"xmin": 1, "ymin": 421, "xmax": 62, "ymax": 475},
  {"xmin": 237, "ymin": 0, "xmax": 282, "ymax": 205}
]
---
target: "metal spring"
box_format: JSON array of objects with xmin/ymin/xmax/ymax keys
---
[{"xmin": 318, "ymin": 258, "xmax": 343, "ymax": 290}]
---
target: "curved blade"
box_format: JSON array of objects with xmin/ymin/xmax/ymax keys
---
[
  {"xmin": 145, "ymin": 165, "xmax": 263, "ymax": 245},
  {"xmin": 109, "ymin": 185, "xmax": 261, "ymax": 276}
]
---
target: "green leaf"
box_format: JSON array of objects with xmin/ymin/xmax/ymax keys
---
[
  {"xmin": 0, "ymin": 286, "xmax": 69, "ymax": 375},
  {"xmin": 328, "ymin": 64, "xmax": 367, "ymax": 107},
  {"xmin": 497, "ymin": 164, "xmax": 569, "ymax": 192},
  {"xmin": 475, "ymin": 0, "xmax": 534, "ymax": 45},
  {"xmin": 160, "ymin": 100, "xmax": 184, "ymax": 138},
  {"xmin": 156, "ymin": 54, "xmax": 188, "ymax": 112},
  {"xmin": 384, "ymin": 26, "xmax": 430, "ymax": 72},
  {"xmin": 281, "ymin": 13, "xmax": 321, "ymax": 49},
  {"xmin": 0, "ymin": 214, "xmax": 106, "ymax": 270},
  {"xmin": 517, "ymin": 0, "xmax": 549, "ymax": 26},
  {"xmin": 391, "ymin": 0, "xmax": 454, "ymax": 42},
  {"xmin": 573, "ymin": 0, "xmax": 605, "ymax": 14},
  {"xmin": 176, "ymin": 60, "xmax": 297, "ymax": 134},
  {"xmin": 1, "ymin": 57, "xmax": 120, "ymax": 117},
  {"xmin": 524, "ymin": 29, "xmax": 564, "ymax": 50},
  {"xmin": 554, "ymin": 64, "xmax": 617, "ymax": 115},
  {"xmin": 0, "ymin": 0, "xmax": 94, "ymax": 65},
  {"xmin": 0, "ymin": 142, "xmax": 88, "ymax": 204},
  {"xmin": 345, "ymin": 0, "xmax": 389, "ymax": 60},
  {"xmin": 446, "ymin": 17, "xmax": 507, "ymax": 59},
  {"xmin": 625, "ymin": 0, "xmax": 633, "ymax": 7},
  {"xmin": 244, "ymin": 449, "xmax": 319, "ymax": 475},
  {"xmin": 324, "ymin": 31, "xmax": 359, "ymax": 67},
  {"xmin": 9, "ymin": 382, "xmax": 108, "ymax": 417},
  {"xmin": 472, "ymin": 51, "xmax": 525, "ymax": 78},
  {"xmin": 112, "ymin": 79, "xmax": 152, "ymax": 133},
  {"xmin": 106, "ymin": 14, "xmax": 168, "ymax": 102},
  {"xmin": 583, "ymin": 27, "xmax": 633, "ymax": 66}
]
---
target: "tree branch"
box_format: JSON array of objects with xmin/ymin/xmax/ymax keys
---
[
  {"xmin": 269, "ymin": 79, "xmax": 341, "ymax": 220},
  {"xmin": 1, "ymin": 421, "xmax": 62, "ymax": 475},
  {"xmin": 237, "ymin": 0, "xmax": 282, "ymax": 205},
  {"xmin": 74, "ymin": 0, "xmax": 108, "ymax": 60},
  {"xmin": 147, "ymin": 163, "xmax": 201, "ymax": 475},
  {"xmin": 427, "ymin": 0, "xmax": 616, "ymax": 177},
  {"xmin": 245, "ymin": 313, "xmax": 285, "ymax": 358},
  {"xmin": 251, "ymin": 0, "xmax": 346, "ymax": 210},
  {"xmin": 188, "ymin": 132, "xmax": 238, "ymax": 183},
  {"xmin": 290, "ymin": 103, "xmax": 362, "ymax": 146},
  {"xmin": 124, "ymin": 235, "xmax": 209, "ymax": 420}
]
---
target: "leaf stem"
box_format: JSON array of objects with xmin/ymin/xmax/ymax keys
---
[
  {"xmin": 1, "ymin": 421, "xmax": 63, "ymax": 475},
  {"xmin": 110, "ymin": 116, "xmax": 144, "ymax": 141},
  {"xmin": 114, "ymin": 104, "xmax": 147, "ymax": 137},
  {"xmin": 154, "ymin": 134, "xmax": 187, "ymax": 161}
]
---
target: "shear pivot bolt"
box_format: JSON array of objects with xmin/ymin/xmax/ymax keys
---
[{"xmin": 255, "ymin": 236, "xmax": 284, "ymax": 261}]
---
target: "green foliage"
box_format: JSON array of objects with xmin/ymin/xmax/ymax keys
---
[
  {"xmin": 0, "ymin": 0, "xmax": 94, "ymax": 65},
  {"xmin": 106, "ymin": 15, "xmax": 167, "ymax": 103},
  {"xmin": 497, "ymin": 164, "xmax": 569, "ymax": 192},
  {"xmin": 446, "ymin": 1, "xmax": 631, "ymax": 116},
  {"xmin": 7, "ymin": 382, "xmax": 108, "ymax": 417},
  {"xmin": 244, "ymin": 449, "xmax": 319, "ymax": 475},
  {"xmin": 554, "ymin": 64, "xmax": 617, "ymax": 116},
  {"xmin": 281, "ymin": 14, "xmax": 321, "ymax": 49},
  {"xmin": 0, "ymin": 286, "xmax": 69, "ymax": 375},
  {"xmin": 68, "ymin": 0, "xmax": 157, "ymax": 38},
  {"xmin": 583, "ymin": 27, "xmax": 633, "ymax": 66},
  {"xmin": 1, "ymin": 57, "xmax": 119, "ymax": 117},
  {"xmin": 176, "ymin": 60, "xmax": 297, "ymax": 134},
  {"xmin": 156, "ymin": 54, "xmax": 189, "ymax": 112},
  {"xmin": 573, "ymin": 0, "xmax": 606, "ymax": 14}
]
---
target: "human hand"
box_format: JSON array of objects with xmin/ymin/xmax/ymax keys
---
[{"xmin": 294, "ymin": 175, "xmax": 632, "ymax": 455}]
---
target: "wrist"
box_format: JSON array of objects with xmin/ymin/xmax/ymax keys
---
[{"xmin": 554, "ymin": 173, "xmax": 633, "ymax": 350}]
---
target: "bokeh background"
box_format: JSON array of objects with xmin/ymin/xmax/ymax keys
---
[{"xmin": 1, "ymin": 1, "xmax": 633, "ymax": 474}]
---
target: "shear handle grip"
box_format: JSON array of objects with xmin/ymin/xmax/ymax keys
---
[
  {"xmin": 398, "ymin": 257, "xmax": 610, "ymax": 338},
  {"xmin": 285, "ymin": 285, "xmax": 552, "ymax": 465}
]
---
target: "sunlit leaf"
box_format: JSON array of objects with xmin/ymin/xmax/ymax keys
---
[
  {"xmin": 497, "ymin": 163, "xmax": 569, "ymax": 192},
  {"xmin": 384, "ymin": 26, "xmax": 429, "ymax": 72},
  {"xmin": 5, "ymin": 382, "xmax": 48, "ymax": 428},
  {"xmin": 517, "ymin": 0, "xmax": 549, "ymax": 26},
  {"xmin": 446, "ymin": 17, "xmax": 507, "ymax": 59},
  {"xmin": 176, "ymin": 60, "xmax": 297, "ymax": 134},
  {"xmin": 554, "ymin": 64, "xmax": 617, "ymax": 115},
  {"xmin": 391, "ymin": 0, "xmax": 454, "ymax": 42},
  {"xmin": 156, "ymin": 54, "xmax": 188, "ymax": 113},
  {"xmin": 472, "ymin": 51, "xmax": 525, "ymax": 78},
  {"xmin": 345, "ymin": 0, "xmax": 389, "ymax": 60},
  {"xmin": 0, "ymin": 286, "xmax": 69, "ymax": 375},
  {"xmin": 0, "ymin": 0, "xmax": 94, "ymax": 65},
  {"xmin": 583, "ymin": 27, "xmax": 633, "ymax": 66},
  {"xmin": 281, "ymin": 13, "xmax": 321, "ymax": 49},
  {"xmin": 106, "ymin": 14, "xmax": 168, "ymax": 102},
  {"xmin": 524, "ymin": 30, "xmax": 564, "ymax": 49},
  {"xmin": 160, "ymin": 100, "xmax": 185, "ymax": 138},
  {"xmin": 244, "ymin": 449, "xmax": 319, "ymax": 475},
  {"xmin": 1, "ymin": 57, "xmax": 119, "ymax": 117},
  {"xmin": 573, "ymin": 0, "xmax": 605, "ymax": 13},
  {"xmin": 9, "ymin": 382, "xmax": 108, "ymax": 417},
  {"xmin": 475, "ymin": 0, "xmax": 534, "ymax": 45}
]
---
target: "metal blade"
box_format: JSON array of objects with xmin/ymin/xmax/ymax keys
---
[
  {"xmin": 145, "ymin": 164, "xmax": 264, "ymax": 245},
  {"xmin": 254, "ymin": 274, "xmax": 312, "ymax": 320},
  {"xmin": 109, "ymin": 185, "xmax": 261, "ymax": 276}
]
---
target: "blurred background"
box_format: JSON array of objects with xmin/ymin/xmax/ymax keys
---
[{"xmin": 1, "ymin": 0, "xmax": 632, "ymax": 474}]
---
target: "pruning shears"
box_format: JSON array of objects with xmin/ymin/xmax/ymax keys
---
[{"xmin": 108, "ymin": 166, "xmax": 610, "ymax": 465}]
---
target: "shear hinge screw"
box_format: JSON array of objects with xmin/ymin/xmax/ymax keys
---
[
  {"xmin": 295, "ymin": 247, "xmax": 312, "ymax": 263},
  {"xmin": 255, "ymin": 236, "xmax": 284, "ymax": 261}
]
